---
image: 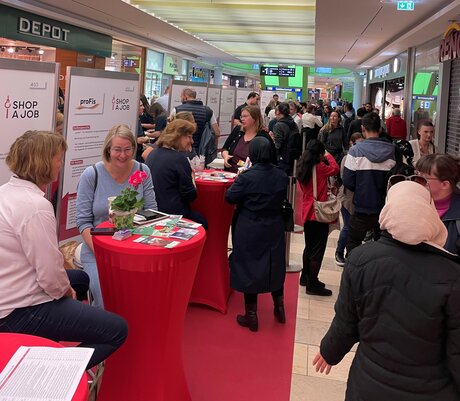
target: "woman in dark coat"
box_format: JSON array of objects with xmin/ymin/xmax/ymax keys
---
[
  {"xmin": 314, "ymin": 181, "xmax": 460, "ymax": 401},
  {"xmin": 225, "ymin": 137, "xmax": 288, "ymax": 332}
]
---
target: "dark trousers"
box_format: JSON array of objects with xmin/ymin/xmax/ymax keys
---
[
  {"xmin": 0, "ymin": 298, "xmax": 128, "ymax": 369},
  {"xmin": 66, "ymin": 269, "xmax": 89, "ymax": 301},
  {"xmin": 244, "ymin": 286, "xmax": 284, "ymax": 304},
  {"xmin": 302, "ymin": 220, "xmax": 330, "ymax": 286},
  {"xmin": 346, "ymin": 212, "xmax": 381, "ymax": 255},
  {"xmin": 336, "ymin": 207, "xmax": 351, "ymax": 255}
]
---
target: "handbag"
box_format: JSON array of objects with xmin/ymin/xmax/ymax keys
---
[
  {"xmin": 281, "ymin": 198, "xmax": 294, "ymax": 232},
  {"xmin": 312, "ymin": 165, "xmax": 341, "ymax": 224}
]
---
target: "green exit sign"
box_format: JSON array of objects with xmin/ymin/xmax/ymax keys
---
[{"xmin": 397, "ymin": 1, "xmax": 415, "ymax": 11}]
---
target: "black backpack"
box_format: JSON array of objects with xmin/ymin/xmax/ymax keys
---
[{"xmin": 285, "ymin": 123, "xmax": 302, "ymax": 165}]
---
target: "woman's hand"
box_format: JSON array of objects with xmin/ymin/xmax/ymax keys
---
[
  {"xmin": 222, "ymin": 151, "xmax": 233, "ymax": 168},
  {"xmin": 312, "ymin": 352, "xmax": 332, "ymax": 375}
]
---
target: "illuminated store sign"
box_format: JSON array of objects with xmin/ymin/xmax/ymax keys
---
[{"xmin": 439, "ymin": 22, "xmax": 460, "ymax": 62}]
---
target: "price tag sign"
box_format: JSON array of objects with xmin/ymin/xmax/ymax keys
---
[{"xmin": 29, "ymin": 81, "xmax": 47, "ymax": 89}]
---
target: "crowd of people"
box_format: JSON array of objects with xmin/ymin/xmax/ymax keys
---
[{"xmin": 1, "ymin": 86, "xmax": 459, "ymax": 400}]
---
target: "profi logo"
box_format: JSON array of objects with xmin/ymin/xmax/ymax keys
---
[
  {"xmin": 111, "ymin": 96, "xmax": 130, "ymax": 111},
  {"xmin": 4, "ymin": 96, "xmax": 40, "ymax": 119},
  {"xmin": 76, "ymin": 98, "xmax": 99, "ymax": 110},
  {"xmin": 74, "ymin": 94, "xmax": 104, "ymax": 115}
]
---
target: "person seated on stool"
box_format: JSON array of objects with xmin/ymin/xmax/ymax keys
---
[
  {"xmin": 145, "ymin": 119, "xmax": 208, "ymax": 229},
  {"xmin": 0, "ymin": 131, "xmax": 128, "ymax": 369},
  {"xmin": 76, "ymin": 124, "xmax": 158, "ymax": 308},
  {"xmin": 225, "ymin": 136, "xmax": 289, "ymax": 332}
]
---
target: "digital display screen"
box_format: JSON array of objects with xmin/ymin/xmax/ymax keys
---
[{"xmin": 260, "ymin": 66, "xmax": 296, "ymax": 77}]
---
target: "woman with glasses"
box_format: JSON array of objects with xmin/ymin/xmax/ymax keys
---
[
  {"xmin": 416, "ymin": 154, "xmax": 460, "ymax": 254},
  {"xmin": 76, "ymin": 124, "xmax": 157, "ymax": 307},
  {"xmin": 314, "ymin": 180, "xmax": 460, "ymax": 401}
]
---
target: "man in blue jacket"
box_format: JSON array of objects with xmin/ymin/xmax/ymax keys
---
[{"xmin": 343, "ymin": 112, "xmax": 396, "ymax": 254}]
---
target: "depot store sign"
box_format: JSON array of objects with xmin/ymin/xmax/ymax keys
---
[
  {"xmin": 439, "ymin": 22, "xmax": 460, "ymax": 62},
  {"xmin": 0, "ymin": 4, "xmax": 111, "ymax": 57}
]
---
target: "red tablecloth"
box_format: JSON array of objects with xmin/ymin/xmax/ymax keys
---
[
  {"xmin": 93, "ymin": 222, "xmax": 206, "ymax": 401},
  {"xmin": 0, "ymin": 333, "xmax": 88, "ymax": 401},
  {"xmin": 190, "ymin": 171, "xmax": 235, "ymax": 313}
]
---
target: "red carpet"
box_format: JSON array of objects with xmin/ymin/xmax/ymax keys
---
[{"xmin": 183, "ymin": 273, "xmax": 299, "ymax": 401}]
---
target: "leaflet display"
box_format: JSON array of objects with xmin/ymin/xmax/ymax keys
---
[
  {"xmin": 58, "ymin": 67, "xmax": 139, "ymax": 241},
  {"xmin": 0, "ymin": 59, "xmax": 58, "ymax": 185}
]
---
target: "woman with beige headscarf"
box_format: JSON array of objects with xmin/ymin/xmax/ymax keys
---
[{"xmin": 312, "ymin": 181, "xmax": 460, "ymax": 401}]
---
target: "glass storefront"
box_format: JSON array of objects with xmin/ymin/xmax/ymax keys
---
[
  {"xmin": 144, "ymin": 49, "xmax": 163, "ymax": 101},
  {"xmin": 411, "ymin": 37, "xmax": 440, "ymax": 137},
  {"xmin": 105, "ymin": 39, "xmax": 142, "ymax": 75}
]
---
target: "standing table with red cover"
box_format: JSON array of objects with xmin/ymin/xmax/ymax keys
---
[
  {"xmin": 190, "ymin": 172, "xmax": 235, "ymax": 313},
  {"xmin": 0, "ymin": 333, "xmax": 88, "ymax": 401},
  {"xmin": 92, "ymin": 223, "xmax": 206, "ymax": 401}
]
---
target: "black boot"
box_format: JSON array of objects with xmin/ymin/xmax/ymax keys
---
[
  {"xmin": 237, "ymin": 303, "xmax": 258, "ymax": 332},
  {"xmin": 306, "ymin": 260, "xmax": 332, "ymax": 296},
  {"xmin": 300, "ymin": 267, "xmax": 325, "ymax": 288},
  {"xmin": 272, "ymin": 296, "xmax": 286, "ymax": 324}
]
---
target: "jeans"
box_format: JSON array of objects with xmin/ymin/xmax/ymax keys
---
[
  {"xmin": 346, "ymin": 212, "xmax": 381, "ymax": 255},
  {"xmin": 81, "ymin": 243, "xmax": 104, "ymax": 309},
  {"xmin": 336, "ymin": 207, "xmax": 351, "ymax": 255},
  {"xmin": 302, "ymin": 220, "xmax": 330, "ymax": 285},
  {"xmin": 66, "ymin": 269, "xmax": 89, "ymax": 301},
  {"xmin": 0, "ymin": 298, "xmax": 128, "ymax": 369}
]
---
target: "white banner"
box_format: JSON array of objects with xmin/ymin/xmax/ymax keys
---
[
  {"xmin": 206, "ymin": 85, "xmax": 222, "ymax": 122},
  {"xmin": 260, "ymin": 90, "xmax": 287, "ymax": 114},
  {"xmin": 58, "ymin": 68, "xmax": 139, "ymax": 241},
  {"xmin": 218, "ymin": 87, "xmax": 236, "ymax": 147},
  {"xmin": 0, "ymin": 59, "xmax": 58, "ymax": 185}
]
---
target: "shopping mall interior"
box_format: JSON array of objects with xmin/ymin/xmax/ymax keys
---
[{"xmin": 1, "ymin": 1, "xmax": 460, "ymax": 401}]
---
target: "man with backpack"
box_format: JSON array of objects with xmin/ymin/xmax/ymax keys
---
[{"xmin": 273, "ymin": 102, "xmax": 302, "ymax": 175}]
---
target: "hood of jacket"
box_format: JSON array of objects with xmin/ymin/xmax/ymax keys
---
[{"xmin": 351, "ymin": 137, "xmax": 395, "ymax": 164}]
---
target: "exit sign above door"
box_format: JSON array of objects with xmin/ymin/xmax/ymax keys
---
[{"xmin": 397, "ymin": 1, "xmax": 415, "ymax": 11}]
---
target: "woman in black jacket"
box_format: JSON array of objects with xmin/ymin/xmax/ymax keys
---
[
  {"xmin": 225, "ymin": 137, "xmax": 288, "ymax": 332},
  {"xmin": 314, "ymin": 180, "xmax": 460, "ymax": 401},
  {"xmin": 221, "ymin": 105, "xmax": 276, "ymax": 173}
]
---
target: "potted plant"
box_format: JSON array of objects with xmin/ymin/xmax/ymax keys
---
[{"xmin": 110, "ymin": 170, "xmax": 147, "ymax": 229}]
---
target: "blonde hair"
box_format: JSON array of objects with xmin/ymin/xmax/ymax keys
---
[
  {"xmin": 173, "ymin": 111, "xmax": 195, "ymax": 124},
  {"xmin": 102, "ymin": 124, "xmax": 136, "ymax": 162},
  {"xmin": 242, "ymin": 105, "xmax": 263, "ymax": 132},
  {"xmin": 6, "ymin": 130, "xmax": 67, "ymax": 187},
  {"xmin": 56, "ymin": 111, "xmax": 64, "ymax": 127},
  {"xmin": 157, "ymin": 119, "xmax": 196, "ymax": 149}
]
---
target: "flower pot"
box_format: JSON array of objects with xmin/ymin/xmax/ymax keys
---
[{"xmin": 111, "ymin": 208, "xmax": 137, "ymax": 230}]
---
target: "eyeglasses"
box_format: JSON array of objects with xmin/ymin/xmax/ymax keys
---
[
  {"xmin": 111, "ymin": 147, "xmax": 133, "ymax": 154},
  {"xmin": 387, "ymin": 174, "xmax": 431, "ymax": 199}
]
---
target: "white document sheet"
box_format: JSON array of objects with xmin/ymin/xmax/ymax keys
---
[{"xmin": 0, "ymin": 346, "xmax": 93, "ymax": 401}]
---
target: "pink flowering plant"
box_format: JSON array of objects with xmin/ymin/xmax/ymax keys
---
[{"xmin": 111, "ymin": 170, "xmax": 148, "ymax": 212}]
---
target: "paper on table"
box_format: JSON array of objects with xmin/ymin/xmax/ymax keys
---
[{"xmin": 0, "ymin": 346, "xmax": 93, "ymax": 401}]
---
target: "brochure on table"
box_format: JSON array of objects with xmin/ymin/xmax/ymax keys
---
[
  {"xmin": 57, "ymin": 67, "xmax": 139, "ymax": 241},
  {"xmin": 0, "ymin": 59, "xmax": 58, "ymax": 186}
]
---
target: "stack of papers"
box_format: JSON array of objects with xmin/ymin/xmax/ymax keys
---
[{"xmin": 0, "ymin": 346, "xmax": 93, "ymax": 401}]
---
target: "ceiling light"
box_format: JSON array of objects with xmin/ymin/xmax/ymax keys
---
[
  {"xmin": 38, "ymin": 49, "xmax": 44, "ymax": 55},
  {"xmin": 7, "ymin": 47, "xmax": 14, "ymax": 53}
]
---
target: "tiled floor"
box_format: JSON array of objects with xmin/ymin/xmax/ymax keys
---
[{"xmin": 289, "ymin": 227, "xmax": 353, "ymax": 401}]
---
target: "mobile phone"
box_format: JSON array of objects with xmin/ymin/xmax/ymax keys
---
[{"xmin": 90, "ymin": 227, "xmax": 117, "ymax": 235}]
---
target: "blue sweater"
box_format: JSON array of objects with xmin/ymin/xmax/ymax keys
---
[{"xmin": 343, "ymin": 138, "xmax": 396, "ymax": 214}]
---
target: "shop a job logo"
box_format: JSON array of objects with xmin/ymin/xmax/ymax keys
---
[
  {"xmin": 74, "ymin": 94, "xmax": 104, "ymax": 115},
  {"xmin": 111, "ymin": 96, "xmax": 130, "ymax": 111},
  {"xmin": 3, "ymin": 96, "xmax": 40, "ymax": 119}
]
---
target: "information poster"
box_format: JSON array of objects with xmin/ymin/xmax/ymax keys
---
[
  {"xmin": 236, "ymin": 88, "xmax": 253, "ymax": 108},
  {"xmin": 58, "ymin": 67, "xmax": 139, "ymax": 241},
  {"xmin": 206, "ymin": 85, "xmax": 222, "ymax": 123},
  {"xmin": 0, "ymin": 59, "xmax": 58, "ymax": 185},
  {"xmin": 219, "ymin": 87, "xmax": 236, "ymax": 147},
  {"xmin": 169, "ymin": 81, "xmax": 208, "ymax": 115}
]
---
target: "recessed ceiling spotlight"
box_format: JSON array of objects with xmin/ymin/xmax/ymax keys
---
[
  {"xmin": 38, "ymin": 49, "xmax": 44, "ymax": 55},
  {"xmin": 7, "ymin": 47, "xmax": 14, "ymax": 53}
]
